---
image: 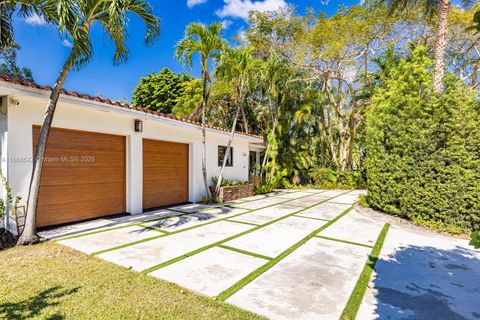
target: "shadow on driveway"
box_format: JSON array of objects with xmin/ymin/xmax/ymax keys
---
[{"xmin": 371, "ymin": 245, "xmax": 480, "ymax": 320}]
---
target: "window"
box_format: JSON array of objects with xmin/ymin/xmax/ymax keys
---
[{"xmin": 218, "ymin": 146, "xmax": 233, "ymax": 167}]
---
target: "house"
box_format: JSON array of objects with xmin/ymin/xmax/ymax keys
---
[{"xmin": 0, "ymin": 75, "xmax": 265, "ymax": 229}]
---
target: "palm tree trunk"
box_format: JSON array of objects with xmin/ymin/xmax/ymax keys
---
[
  {"xmin": 214, "ymin": 85, "xmax": 244, "ymax": 198},
  {"xmin": 433, "ymin": 0, "xmax": 451, "ymax": 93},
  {"xmin": 241, "ymin": 102, "xmax": 249, "ymax": 134},
  {"xmin": 17, "ymin": 52, "xmax": 74, "ymax": 245},
  {"xmin": 200, "ymin": 66, "xmax": 211, "ymax": 199}
]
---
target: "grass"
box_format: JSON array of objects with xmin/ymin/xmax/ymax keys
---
[
  {"xmin": 0, "ymin": 242, "xmax": 264, "ymax": 320},
  {"xmin": 340, "ymin": 223, "xmax": 390, "ymax": 320}
]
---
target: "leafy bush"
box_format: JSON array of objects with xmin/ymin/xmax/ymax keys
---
[
  {"xmin": 366, "ymin": 47, "xmax": 480, "ymax": 234},
  {"xmin": 210, "ymin": 176, "xmax": 247, "ymax": 187},
  {"xmin": 309, "ymin": 168, "xmax": 365, "ymax": 189},
  {"xmin": 254, "ymin": 182, "xmax": 275, "ymax": 195},
  {"xmin": 358, "ymin": 194, "xmax": 370, "ymax": 208},
  {"xmin": 470, "ymin": 232, "xmax": 480, "ymax": 249}
]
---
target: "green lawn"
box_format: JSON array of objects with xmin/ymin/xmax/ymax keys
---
[{"xmin": 0, "ymin": 242, "xmax": 264, "ymax": 320}]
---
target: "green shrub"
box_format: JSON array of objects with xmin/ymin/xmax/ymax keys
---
[
  {"xmin": 211, "ymin": 176, "xmax": 247, "ymax": 187},
  {"xmin": 255, "ymin": 182, "xmax": 275, "ymax": 195},
  {"xmin": 358, "ymin": 194, "xmax": 370, "ymax": 208},
  {"xmin": 470, "ymin": 231, "xmax": 480, "ymax": 249},
  {"xmin": 366, "ymin": 47, "xmax": 480, "ymax": 233},
  {"xmin": 309, "ymin": 168, "xmax": 365, "ymax": 189}
]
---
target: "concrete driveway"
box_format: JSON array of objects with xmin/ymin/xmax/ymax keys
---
[{"xmin": 42, "ymin": 189, "xmax": 480, "ymax": 320}]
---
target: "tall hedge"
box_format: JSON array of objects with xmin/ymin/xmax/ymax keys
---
[{"xmin": 366, "ymin": 48, "xmax": 480, "ymax": 233}]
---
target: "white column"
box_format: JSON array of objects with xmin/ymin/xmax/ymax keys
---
[{"xmin": 127, "ymin": 133, "xmax": 143, "ymax": 214}]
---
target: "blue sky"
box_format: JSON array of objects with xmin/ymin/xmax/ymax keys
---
[{"xmin": 14, "ymin": 0, "xmax": 357, "ymax": 102}]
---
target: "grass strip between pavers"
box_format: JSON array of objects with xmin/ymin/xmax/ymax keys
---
[
  {"xmin": 140, "ymin": 191, "xmax": 353, "ymax": 274},
  {"xmin": 224, "ymin": 220, "xmax": 260, "ymax": 227},
  {"xmin": 314, "ymin": 235, "xmax": 374, "ymax": 249},
  {"xmin": 217, "ymin": 244, "xmax": 273, "ymax": 260},
  {"xmin": 138, "ymin": 224, "xmax": 169, "ymax": 234},
  {"xmin": 293, "ymin": 215, "xmax": 331, "ymax": 222},
  {"xmin": 54, "ymin": 190, "xmax": 310, "ymax": 242},
  {"xmin": 90, "ymin": 191, "xmax": 334, "ymax": 256},
  {"xmin": 339, "ymin": 223, "xmax": 390, "ymax": 320},
  {"xmin": 215, "ymin": 207, "xmax": 354, "ymax": 301}
]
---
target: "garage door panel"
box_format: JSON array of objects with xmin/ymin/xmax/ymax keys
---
[
  {"xmin": 33, "ymin": 126, "xmax": 126, "ymax": 227},
  {"xmin": 40, "ymin": 167, "xmax": 125, "ymax": 185},
  {"xmin": 37, "ymin": 198, "xmax": 125, "ymax": 227},
  {"xmin": 41, "ymin": 150, "xmax": 125, "ymax": 168},
  {"xmin": 143, "ymin": 139, "xmax": 189, "ymax": 210},
  {"xmin": 40, "ymin": 130, "xmax": 125, "ymax": 152},
  {"xmin": 39, "ymin": 183, "xmax": 125, "ymax": 203}
]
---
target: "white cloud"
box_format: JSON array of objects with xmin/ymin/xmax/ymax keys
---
[
  {"xmin": 216, "ymin": 0, "xmax": 288, "ymax": 20},
  {"xmin": 187, "ymin": 0, "xmax": 208, "ymax": 8},
  {"xmin": 62, "ymin": 39, "xmax": 73, "ymax": 48},
  {"xmin": 24, "ymin": 13, "xmax": 47, "ymax": 26},
  {"xmin": 221, "ymin": 20, "xmax": 233, "ymax": 29}
]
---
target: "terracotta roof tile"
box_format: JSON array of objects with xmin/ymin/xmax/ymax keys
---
[{"xmin": 0, "ymin": 73, "xmax": 263, "ymax": 140}]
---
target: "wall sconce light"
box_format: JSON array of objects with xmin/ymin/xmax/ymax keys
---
[{"xmin": 134, "ymin": 119, "xmax": 143, "ymax": 133}]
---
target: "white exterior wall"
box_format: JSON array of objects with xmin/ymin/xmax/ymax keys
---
[{"xmin": 1, "ymin": 83, "xmax": 260, "ymax": 217}]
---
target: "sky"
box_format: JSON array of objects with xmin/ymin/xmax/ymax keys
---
[{"xmin": 13, "ymin": 0, "xmax": 358, "ymax": 102}]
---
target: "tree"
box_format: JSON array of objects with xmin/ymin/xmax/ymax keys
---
[
  {"xmin": 0, "ymin": 0, "xmax": 57, "ymax": 49},
  {"xmin": 382, "ymin": 0, "xmax": 453, "ymax": 93},
  {"xmin": 175, "ymin": 22, "xmax": 227, "ymax": 199},
  {"xmin": 172, "ymin": 78, "xmax": 203, "ymax": 117},
  {"xmin": 213, "ymin": 47, "xmax": 259, "ymax": 197},
  {"xmin": 366, "ymin": 47, "xmax": 480, "ymax": 233},
  {"xmin": 17, "ymin": 0, "xmax": 160, "ymax": 245},
  {"xmin": 132, "ymin": 68, "xmax": 190, "ymax": 113},
  {"xmin": 0, "ymin": 47, "xmax": 34, "ymax": 81}
]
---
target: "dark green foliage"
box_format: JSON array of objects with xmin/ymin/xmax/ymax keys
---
[
  {"xmin": 366, "ymin": 47, "xmax": 480, "ymax": 233},
  {"xmin": 132, "ymin": 68, "xmax": 192, "ymax": 114},
  {"xmin": 211, "ymin": 176, "xmax": 246, "ymax": 187},
  {"xmin": 0, "ymin": 48, "xmax": 34, "ymax": 82},
  {"xmin": 470, "ymin": 231, "xmax": 480, "ymax": 248},
  {"xmin": 254, "ymin": 182, "xmax": 275, "ymax": 195},
  {"xmin": 309, "ymin": 168, "xmax": 365, "ymax": 189}
]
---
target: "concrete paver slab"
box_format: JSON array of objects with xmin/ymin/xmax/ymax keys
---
[
  {"xmin": 40, "ymin": 209, "xmax": 183, "ymax": 239},
  {"xmin": 296, "ymin": 202, "xmax": 352, "ymax": 220},
  {"xmin": 227, "ymin": 237, "xmax": 371, "ymax": 320},
  {"xmin": 170, "ymin": 203, "xmax": 216, "ymax": 213},
  {"xmin": 357, "ymin": 226, "xmax": 480, "ymax": 320},
  {"xmin": 232, "ymin": 197, "xmax": 290, "ymax": 210},
  {"xmin": 97, "ymin": 221, "xmax": 253, "ymax": 271},
  {"xmin": 224, "ymin": 216, "xmax": 327, "ymax": 258},
  {"xmin": 232, "ymin": 205, "xmax": 301, "ymax": 225},
  {"xmin": 58, "ymin": 226, "xmax": 161, "ymax": 254},
  {"xmin": 275, "ymin": 191, "xmax": 317, "ymax": 199},
  {"xmin": 329, "ymin": 193, "xmax": 360, "ymax": 205},
  {"xmin": 150, "ymin": 247, "xmax": 267, "ymax": 297},
  {"xmin": 142, "ymin": 208, "xmax": 248, "ymax": 231},
  {"xmin": 318, "ymin": 210, "xmax": 384, "ymax": 245}
]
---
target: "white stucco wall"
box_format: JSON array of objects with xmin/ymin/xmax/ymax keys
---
[{"xmin": 0, "ymin": 82, "xmax": 261, "ymax": 218}]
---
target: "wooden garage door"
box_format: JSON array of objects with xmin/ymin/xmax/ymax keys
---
[
  {"xmin": 34, "ymin": 126, "xmax": 126, "ymax": 227},
  {"xmin": 143, "ymin": 139, "xmax": 189, "ymax": 210}
]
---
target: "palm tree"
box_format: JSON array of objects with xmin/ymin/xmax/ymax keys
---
[
  {"xmin": 175, "ymin": 22, "xmax": 227, "ymax": 199},
  {"xmin": 213, "ymin": 47, "xmax": 259, "ymax": 197},
  {"xmin": 259, "ymin": 54, "xmax": 290, "ymax": 177},
  {"xmin": 0, "ymin": 0, "xmax": 57, "ymax": 49},
  {"xmin": 17, "ymin": 0, "xmax": 160, "ymax": 245},
  {"xmin": 383, "ymin": 0, "xmax": 451, "ymax": 92}
]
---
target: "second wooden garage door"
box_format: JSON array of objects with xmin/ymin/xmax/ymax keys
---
[
  {"xmin": 143, "ymin": 139, "xmax": 189, "ymax": 210},
  {"xmin": 34, "ymin": 126, "xmax": 126, "ymax": 227}
]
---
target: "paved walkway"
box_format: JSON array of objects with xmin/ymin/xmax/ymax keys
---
[{"xmin": 42, "ymin": 189, "xmax": 480, "ymax": 320}]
